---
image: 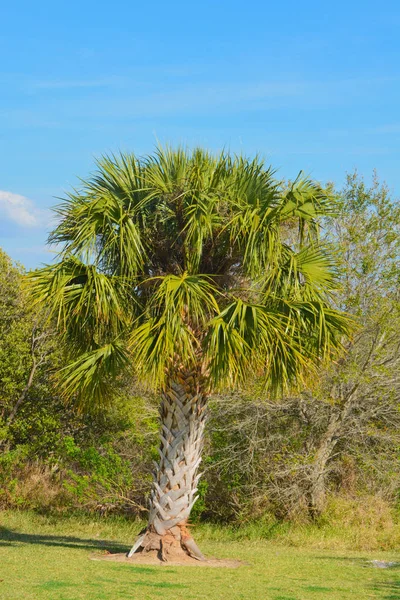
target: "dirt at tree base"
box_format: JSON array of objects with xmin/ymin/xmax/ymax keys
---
[{"xmin": 90, "ymin": 551, "xmax": 243, "ymax": 568}]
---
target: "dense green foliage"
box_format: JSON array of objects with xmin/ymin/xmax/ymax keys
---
[
  {"xmin": 29, "ymin": 148, "xmax": 350, "ymax": 408},
  {"xmin": 0, "ymin": 251, "xmax": 33, "ymax": 426},
  {"xmin": 0, "ymin": 170, "xmax": 399, "ymax": 532}
]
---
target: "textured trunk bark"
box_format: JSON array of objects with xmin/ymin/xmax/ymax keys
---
[
  {"xmin": 309, "ymin": 411, "xmax": 341, "ymax": 517},
  {"xmin": 309, "ymin": 391, "xmax": 356, "ymax": 517},
  {"xmin": 128, "ymin": 367, "xmax": 208, "ymax": 561}
]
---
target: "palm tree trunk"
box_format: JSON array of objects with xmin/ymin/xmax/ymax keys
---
[{"xmin": 128, "ymin": 368, "xmax": 208, "ymax": 561}]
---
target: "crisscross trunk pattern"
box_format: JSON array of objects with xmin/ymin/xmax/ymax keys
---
[{"xmin": 128, "ymin": 368, "xmax": 208, "ymax": 561}]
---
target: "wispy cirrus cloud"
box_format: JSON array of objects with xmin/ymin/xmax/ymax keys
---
[
  {"xmin": 368, "ymin": 123, "xmax": 400, "ymax": 134},
  {"xmin": 0, "ymin": 190, "xmax": 50, "ymax": 228},
  {"xmin": 31, "ymin": 77, "xmax": 126, "ymax": 90}
]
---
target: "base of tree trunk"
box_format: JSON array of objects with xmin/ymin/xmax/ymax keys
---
[
  {"xmin": 127, "ymin": 523, "xmax": 206, "ymax": 562},
  {"xmin": 90, "ymin": 551, "xmax": 243, "ymax": 568}
]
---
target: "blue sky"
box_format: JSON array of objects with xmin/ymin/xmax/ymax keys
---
[{"xmin": 1, "ymin": 0, "xmax": 400, "ymax": 268}]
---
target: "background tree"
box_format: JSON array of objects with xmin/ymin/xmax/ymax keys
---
[
  {"xmin": 29, "ymin": 148, "xmax": 350, "ymax": 561},
  {"xmin": 203, "ymin": 172, "xmax": 400, "ymax": 522},
  {"xmin": 0, "ymin": 249, "xmax": 53, "ymax": 448},
  {"xmin": 0, "ymin": 247, "xmax": 158, "ymax": 514},
  {"xmin": 306, "ymin": 171, "xmax": 400, "ymax": 515}
]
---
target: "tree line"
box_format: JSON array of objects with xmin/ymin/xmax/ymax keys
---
[{"xmin": 0, "ymin": 167, "xmax": 399, "ymax": 531}]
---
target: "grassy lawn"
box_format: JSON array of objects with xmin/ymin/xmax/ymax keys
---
[{"xmin": 1, "ymin": 511, "xmax": 400, "ymax": 600}]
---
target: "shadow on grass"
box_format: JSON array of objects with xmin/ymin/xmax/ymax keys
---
[
  {"xmin": 39, "ymin": 579, "xmax": 186, "ymax": 590},
  {"xmin": 0, "ymin": 526, "xmax": 128, "ymax": 553},
  {"xmin": 371, "ymin": 580, "xmax": 400, "ymax": 600}
]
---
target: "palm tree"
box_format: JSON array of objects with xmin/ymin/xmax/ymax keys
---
[{"xmin": 29, "ymin": 147, "xmax": 351, "ymax": 561}]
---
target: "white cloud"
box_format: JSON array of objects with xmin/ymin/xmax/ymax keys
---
[{"xmin": 0, "ymin": 190, "xmax": 49, "ymax": 228}]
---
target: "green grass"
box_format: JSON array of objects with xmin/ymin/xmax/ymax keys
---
[{"xmin": 1, "ymin": 510, "xmax": 400, "ymax": 600}]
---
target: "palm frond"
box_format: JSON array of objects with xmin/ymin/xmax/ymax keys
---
[
  {"xmin": 205, "ymin": 299, "xmax": 311, "ymax": 391},
  {"xmin": 50, "ymin": 154, "xmax": 148, "ymax": 277},
  {"xmin": 27, "ymin": 256, "xmax": 132, "ymax": 351},
  {"xmin": 58, "ymin": 341, "xmax": 130, "ymax": 410},
  {"xmin": 261, "ymin": 244, "xmax": 339, "ymax": 301},
  {"xmin": 129, "ymin": 273, "xmax": 220, "ymax": 386},
  {"xmin": 280, "ymin": 174, "xmax": 337, "ymax": 244}
]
